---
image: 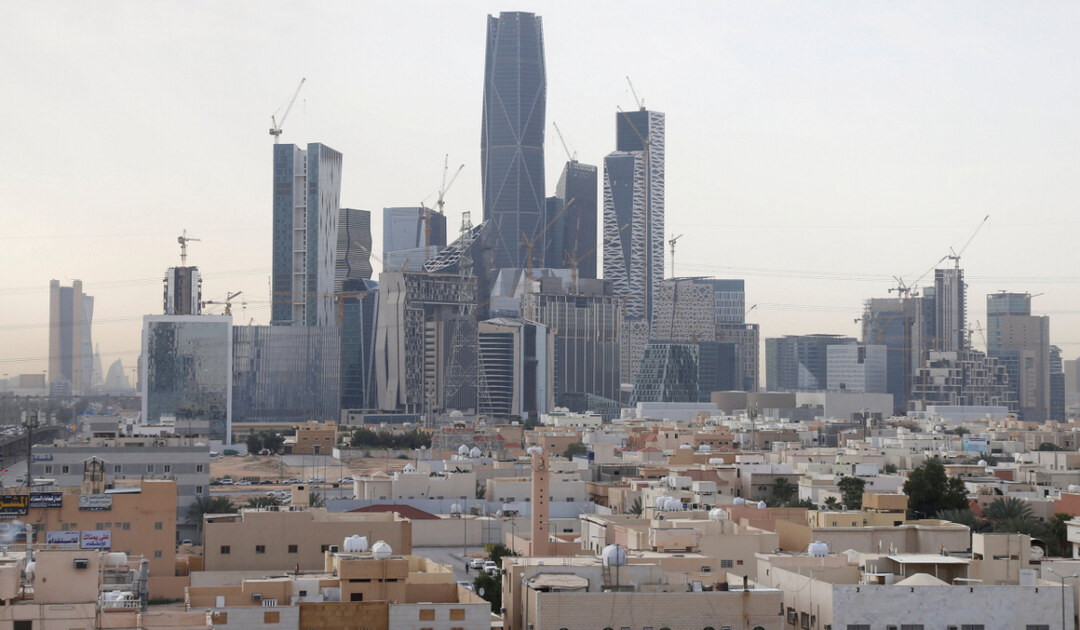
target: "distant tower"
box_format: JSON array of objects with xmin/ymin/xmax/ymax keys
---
[
  {"xmin": 164, "ymin": 267, "xmax": 202, "ymax": 315},
  {"xmin": 49, "ymin": 279, "xmax": 94, "ymax": 395},
  {"xmin": 529, "ymin": 447, "xmax": 552, "ymax": 556}
]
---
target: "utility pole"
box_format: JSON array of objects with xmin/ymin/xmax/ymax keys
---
[{"xmin": 23, "ymin": 407, "xmax": 39, "ymax": 489}]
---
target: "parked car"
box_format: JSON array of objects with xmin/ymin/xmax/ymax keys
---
[
  {"xmin": 259, "ymin": 480, "xmax": 274, "ymax": 485},
  {"xmin": 338, "ymin": 476, "xmax": 355, "ymax": 483},
  {"xmin": 218, "ymin": 478, "xmax": 233, "ymax": 486},
  {"xmin": 469, "ymin": 557, "xmax": 485, "ymax": 570},
  {"xmin": 283, "ymin": 478, "xmax": 302, "ymax": 484},
  {"xmin": 483, "ymin": 561, "xmax": 498, "ymax": 576},
  {"xmin": 308, "ymin": 477, "xmax": 325, "ymax": 484}
]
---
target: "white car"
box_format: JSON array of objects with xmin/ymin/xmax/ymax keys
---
[
  {"xmin": 483, "ymin": 561, "xmax": 498, "ymax": 576},
  {"xmin": 469, "ymin": 557, "xmax": 485, "ymax": 570}
]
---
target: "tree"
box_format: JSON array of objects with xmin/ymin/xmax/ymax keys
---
[
  {"xmin": 936, "ymin": 508, "xmax": 989, "ymax": 533},
  {"xmin": 822, "ymin": 496, "xmax": 840, "ymax": 511},
  {"xmin": 628, "ymin": 496, "xmax": 643, "ymax": 516},
  {"xmin": 903, "ymin": 458, "xmax": 968, "ymax": 519},
  {"xmin": 884, "ymin": 463, "xmax": 899, "ymax": 474},
  {"xmin": 245, "ymin": 433, "xmax": 262, "ymax": 454},
  {"xmin": 770, "ymin": 478, "xmax": 796, "ymax": 504},
  {"xmin": 983, "ymin": 497, "xmax": 1034, "ymax": 526},
  {"xmin": 1038, "ymin": 442, "xmax": 1065, "ymax": 451},
  {"xmin": 1049, "ymin": 513, "xmax": 1071, "ymax": 556},
  {"xmin": 186, "ymin": 496, "xmax": 236, "ymax": 531},
  {"xmin": 472, "ymin": 571, "xmax": 501, "ymax": 613},
  {"xmin": 562, "ymin": 442, "xmax": 588, "ymax": 459},
  {"xmin": 309, "ymin": 491, "xmax": 326, "ymax": 508},
  {"xmin": 246, "ymin": 496, "xmax": 277, "ymax": 509},
  {"xmin": 837, "ymin": 476, "xmax": 866, "ymax": 510}
]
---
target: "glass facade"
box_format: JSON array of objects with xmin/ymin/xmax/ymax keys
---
[
  {"xmin": 481, "ymin": 11, "xmax": 547, "ymax": 269},
  {"xmin": 232, "ymin": 325, "xmax": 340, "ymax": 424},
  {"xmin": 141, "ymin": 315, "xmax": 232, "ymax": 441},
  {"xmin": 630, "ymin": 343, "xmax": 699, "ymax": 404},
  {"xmin": 340, "ymin": 278, "xmax": 379, "ymax": 410},
  {"xmin": 544, "ymin": 161, "xmax": 598, "ymax": 277}
]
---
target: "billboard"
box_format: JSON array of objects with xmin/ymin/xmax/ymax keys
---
[
  {"xmin": 78, "ymin": 494, "xmax": 112, "ymax": 511},
  {"xmin": 46, "ymin": 530, "xmax": 79, "ymax": 546},
  {"xmin": 30, "ymin": 493, "xmax": 63, "ymax": 509},
  {"xmin": 0, "ymin": 495, "xmax": 29, "ymax": 519},
  {"xmin": 80, "ymin": 530, "xmax": 111, "ymax": 550}
]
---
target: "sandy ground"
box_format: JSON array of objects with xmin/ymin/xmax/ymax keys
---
[{"xmin": 209, "ymin": 453, "xmax": 410, "ymax": 483}]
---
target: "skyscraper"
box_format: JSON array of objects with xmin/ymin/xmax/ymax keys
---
[
  {"xmin": 49, "ymin": 280, "xmax": 94, "ymax": 395},
  {"xmin": 335, "ymin": 208, "xmax": 373, "ymax": 293},
  {"xmin": 382, "ymin": 207, "xmax": 446, "ymax": 272},
  {"xmin": 544, "ymin": 160, "xmax": 598, "ymax": 277},
  {"xmin": 603, "ymin": 108, "xmax": 665, "ymax": 323},
  {"xmin": 765, "ymin": 334, "xmax": 856, "ymax": 391},
  {"xmin": 481, "ymin": 11, "xmax": 547, "ymax": 270},
  {"xmin": 934, "ymin": 267, "xmax": 966, "ymax": 351},
  {"xmin": 271, "ymin": 142, "xmax": 342, "ymax": 327},
  {"xmin": 163, "ymin": 266, "xmax": 201, "ymax": 315}
]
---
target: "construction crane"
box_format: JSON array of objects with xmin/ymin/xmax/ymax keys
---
[
  {"xmin": 626, "ymin": 76, "xmax": 645, "ymax": 111},
  {"xmin": 946, "ymin": 214, "xmax": 990, "ymax": 270},
  {"xmin": 668, "ymin": 234, "xmax": 683, "ymax": 279},
  {"xmin": 521, "ymin": 198, "xmax": 577, "ymax": 319},
  {"xmin": 565, "ymin": 222, "xmax": 629, "ymax": 285},
  {"xmin": 420, "ymin": 155, "xmax": 465, "ymax": 261},
  {"xmin": 177, "ymin": 230, "xmax": 200, "ymax": 266},
  {"xmin": 552, "ymin": 122, "xmax": 576, "ymax": 162},
  {"xmin": 203, "ymin": 291, "xmax": 242, "ymax": 316},
  {"xmin": 269, "ymin": 78, "xmax": 306, "ymax": 144}
]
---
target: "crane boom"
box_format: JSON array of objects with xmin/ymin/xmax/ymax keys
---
[
  {"xmin": 947, "ymin": 214, "xmax": 989, "ymax": 269},
  {"xmin": 270, "ymin": 78, "xmax": 307, "ymax": 143},
  {"xmin": 552, "ymin": 122, "xmax": 575, "ymax": 162},
  {"xmin": 177, "ymin": 229, "xmax": 201, "ymax": 266},
  {"xmin": 626, "ymin": 76, "xmax": 644, "ymax": 110}
]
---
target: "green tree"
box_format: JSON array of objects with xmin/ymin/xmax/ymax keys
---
[
  {"xmin": 1049, "ymin": 513, "xmax": 1072, "ymax": 556},
  {"xmin": 983, "ymin": 497, "xmax": 1034, "ymax": 526},
  {"xmin": 837, "ymin": 476, "xmax": 866, "ymax": 510},
  {"xmin": 1038, "ymin": 442, "xmax": 1065, "ymax": 451},
  {"xmin": 263, "ymin": 432, "xmax": 285, "ymax": 453},
  {"xmin": 628, "ymin": 496, "xmax": 643, "ymax": 516},
  {"xmin": 186, "ymin": 496, "xmax": 236, "ymax": 531},
  {"xmin": 936, "ymin": 508, "xmax": 989, "ymax": 533},
  {"xmin": 309, "ymin": 491, "xmax": 326, "ymax": 508},
  {"xmin": 472, "ymin": 571, "xmax": 501, "ymax": 613},
  {"xmin": 770, "ymin": 478, "xmax": 796, "ymax": 504},
  {"xmin": 245, "ymin": 496, "xmax": 277, "ymax": 509},
  {"xmin": 903, "ymin": 458, "xmax": 968, "ymax": 518},
  {"xmin": 884, "ymin": 463, "xmax": 899, "ymax": 474},
  {"xmin": 822, "ymin": 496, "xmax": 840, "ymax": 511},
  {"xmin": 562, "ymin": 442, "xmax": 588, "ymax": 459},
  {"xmin": 245, "ymin": 433, "xmax": 263, "ymax": 454}
]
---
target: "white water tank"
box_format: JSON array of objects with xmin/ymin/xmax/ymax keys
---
[
  {"xmin": 371, "ymin": 540, "xmax": 392, "ymax": 560},
  {"xmin": 343, "ymin": 535, "xmax": 368, "ymax": 553},
  {"xmin": 458, "ymin": 445, "xmax": 470, "ymax": 455},
  {"xmin": 24, "ymin": 561, "xmax": 35, "ymax": 581},
  {"xmin": 734, "ymin": 497, "xmax": 746, "ymax": 505},
  {"xmin": 1068, "ymin": 485, "xmax": 1080, "ymax": 494},
  {"xmin": 664, "ymin": 497, "xmax": 683, "ymax": 511},
  {"xmin": 403, "ymin": 463, "xmax": 416, "ymax": 472},
  {"xmin": 679, "ymin": 444, "xmax": 693, "ymax": 450},
  {"xmin": 977, "ymin": 459, "xmax": 988, "ymax": 467},
  {"xmin": 808, "ymin": 541, "xmax": 829, "ymax": 557},
  {"xmin": 450, "ymin": 503, "xmax": 462, "ymax": 514},
  {"xmin": 698, "ymin": 444, "xmax": 711, "ymax": 453},
  {"xmin": 708, "ymin": 508, "xmax": 727, "ymax": 522},
  {"xmin": 105, "ymin": 552, "xmax": 128, "ymax": 567},
  {"xmin": 757, "ymin": 500, "xmax": 767, "ymax": 509},
  {"xmin": 655, "ymin": 496, "xmax": 668, "ymax": 510},
  {"xmin": 527, "ymin": 446, "xmax": 543, "ymax": 456},
  {"xmin": 470, "ymin": 447, "xmax": 482, "ymax": 458},
  {"xmin": 708, "ymin": 458, "xmax": 724, "ymax": 465},
  {"xmin": 601, "ymin": 544, "xmax": 627, "ymax": 567}
]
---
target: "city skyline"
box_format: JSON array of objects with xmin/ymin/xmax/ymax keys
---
[{"xmin": 4, "ymin": 2, "xmax": 1080, "ymax": 378}]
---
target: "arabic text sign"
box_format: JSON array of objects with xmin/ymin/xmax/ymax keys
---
[
  {"xmin": 46, "ymin": 530, "xmax": 79, "ymax": 546},
  {"xmin": 78, "ymin": 494, "xmax": 112, "ymax": 511},
  {"xmin": 81, "ymin": 529, "xmax": 111, "ymax": 550},
  {"xmin": 30, "ymin": 493, "xmax": 63, "ymax": 509},
  {"xmin": 0, "ymin": 494, "xmax": 29, "ymax": 518}
]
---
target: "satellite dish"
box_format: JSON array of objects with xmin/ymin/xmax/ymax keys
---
[{"xmin": 478, "ymin": 587, "xmax": 485, "ymax": 597}]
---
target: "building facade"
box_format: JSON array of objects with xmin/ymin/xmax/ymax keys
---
[
  {"xmin": 477, "ymin": 318, "xmax": 554, "ymax": 420},
  {"xmin": 383, "ymin": 206, "xmax": 446, "ymax": 272},
  {"xmin": 765, "ymin": 334, "xmax": 856, "ymax": 392},
  {"xmin": 481, "ymin": 11, "xmax": 547, "ymax": 270},
  {"xmin": 141, "ymin": 315, "xmax": 232, "ymax": 442},
  {"xmin": 335, "ymin": 207, "xmax": 372, "ymax": 293},
  {"xmin": 544, "ymin": 160, "xmax": 598, "ymax": 277},
  {"xmin": 271, "ymin": 142, "xmax": 343, "ymax": 327},
  {"xmin": 630, "ymin": 343, "xmax": 699, "ymax": 405},
  {"xmin": 340, "ymin": 278, "xmax": 379, "ymax": 411},
  {"xmin": 934, "ymin": 267, "xmax": 967, "ymax": 351},
  {"xmin": 827, "ymin": 344, "xmax": 888, "ymax": 397},
  {"xmin": 910, "ymin": 350, "xmax": 1016, "ymax": 410},
  {"xmin": 163, "ymin": 267, "xmax": 201, "ymax": 315},
  {"xmin": 48, "ymin": 279, "xmax": 94, "ymax": 395}
]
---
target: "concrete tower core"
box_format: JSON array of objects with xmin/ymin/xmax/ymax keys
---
[{"xmin": 529, "ymin": 447, "xmax": 552, "ymax": 556}]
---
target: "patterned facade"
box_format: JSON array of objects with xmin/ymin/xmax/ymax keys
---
[
  {"xmin": 629, "ymin": 343, "xmax": 699, "ymax": 405},
  {"xmin": 481, "ymin": 11, "xmax": 547, "ymax": 270},
  {"xmin": 651, "ymin": 278, "xmax": 716, "ymax": 343},
  {"xmin": 335, "ymin": 208, "xmax": 372, "ymax": 293},
  {"xmin": 272, "ymin": 142, "xmax": 342, "ymax": 327},
  {"xmin": 910, "ymin": 350, "xmax": 1016, "ymax": 409}
]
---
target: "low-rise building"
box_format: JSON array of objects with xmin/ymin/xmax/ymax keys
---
[{"xmin": 289, "ymin": 421, "xmax": 338, "ymax": 455}]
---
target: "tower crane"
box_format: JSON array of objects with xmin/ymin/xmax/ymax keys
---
[
  {"xmin": 668, "ymin": 234, "xmax": 683, "ymax": 279},
  {"xmin": 177, "ymin": 230, "xmax": 200, "ymax": 266},
  {"xmin": 552, "ymin": 122, "xmax": 576, "ymax": 162},
  {"xmin": 269, "ymin": 78, "xmax": 306, "ymax": 143},
  {"xmin": 420, "ymin": 155, "xmax": 464, "ymax": 261},
  {"xmin": 946, "ymin": 214, "xmax": 990, "ymax": 270},
  {"xmin": 626, "ymin": 76, "xmax": 645, "ymax": 111},
  {"xmin": 202, "ymin": 291, "xmax": 243, "ymax": 316}
]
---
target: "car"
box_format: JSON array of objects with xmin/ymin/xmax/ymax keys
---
[
  {"xmin": 236, "ymin": 480, "xmax": 253, "ymax": 486},
  {"xmin": 283, "ymin": 478, "xmax": 302, "ymax": 484},
  {"xmin": 469, "ymin": 558, "xmax": 485, "ymax": 570},
  {"xmin": 483, "ymin": 561, "xmax": 498, "ymax": 576},
  {"xmin": 180, "ymin": 539, "xmax": 193, "ymax": 546},
  {"xmin": 456, "ymin": 580, "xmax": 474, "ymax": 592},
  {"xmin": 14, "ymin": 476, "xmax": 23, "ymax": 484},
  {"xmin": 219, "ymin": 478, "xmax": 233, "ymax": 486},
  {"xmin": 338, "ymin": 476, "xmax": 355, "ymax": 483},
  {"xmin": 259, "ymin": 480, "xmax": 274, "ymax": 485},
  {"xmin": 308, "ymin": 477, "xmax": 325, "ymax": 484}
]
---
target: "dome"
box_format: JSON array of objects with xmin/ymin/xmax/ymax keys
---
[
  {"xmin": 808, "ymin": 541, "xmax": 829, "ymax": 557},
  {"xmin": 371, "ymin": 540, "xmax": 392, "ymax": 560},
  {"xmin": 343, "ymin": 535, "xmax": 368, "ymax": 553},
  {"xmin": 708, "ymin": 508, "xmax": 727, "ymax": 522},
  {"xmin": 757, "ymin": 500, "xmax": 767, "ymax": 509},
  {"xmin": 601, "ymin": 544, "xmax": 627, "ymax": 567},
  {"xmin": 458, "ymin": 445, "xmax": 470, "ymax": 455},
  {"xmin": 470, "ymin": 447, "xmax": 482, "ymax": 458}
]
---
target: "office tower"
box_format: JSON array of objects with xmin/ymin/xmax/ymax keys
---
[
  {"xmin": 336, "ymin": 208, "xmax": 373, "ymax": 293},
  {"xmin": 629, "ymin": 343, "xmax": 699, "ymax": 404},
  {"xmin": 163, "ymin": 267, "xmax": 202, "ymax": 315},
  {"xmin": 271, "ymin": 142, "xmax": 342, "ymax": 327},
  {"xmin": 232, "ymin": 325, "xmax": 340, "ymax": 424},
  {"xmin": 765, "ymin": 334, "xmax": 856, "ymax": 391},
  {"xmin": 985, "ymin": 291, "xmax": 1049, "ymax": 420},
  {"xmin": 529, "ymin": 276, "xmax": 622, "ymax": 405},
  {"xmin": 696, "ymin": 341, "xmax": 739, "ymax": 401},
  {"xmin": 339, "ymin": 278, "xmax": 379, "ymax": 411},
  {"xmin": 827, "ymin": 345, "xmax": 889, "ymax": 396},
  {"xmin": 933, "ymin": 268, "xmax": 966, "ymax": 351},
  {"xmin": 48, "ymin": 279, "xmax": 94, "ymax": 395},
  {"xmin": 718, "ymin": 322, "xmax": 760, "ymax": 392},
  {"xmin": 1051, "ymin": 345, "xmax": 1065, "ymax": 421},
  {"xmin": 477, "ymin": 318, "xmax": 553, "ymax": 419},
  {"xmin": 141, "ymin": 315, "xmax": 232, "ymax": 442},
  {"xmin": 706, "ymin": 279, "xmax": 746, "ymax": 324},
  {"xmin": 603, "ymin": 108, "xmax": 666, "ymax": 324},
  {"xmin": 481, "ymin": 11, "xmax": 547, "ymax": 270},
  {"xmin": 651, "ymin": 278, "xmax": 715, "ymax": 343},
  {"xmin": 543, "ymin": 161, "xmax": 598, "ymax": 277},
  {"xmin": 910, "ymin": 350, "xmax": 1015, "ymax": 410},
  {"xmin": 382, "ymin": 207, "xmax": 446, "ymax": 272},
  {"xmin": 861, "ymin": 297, "xmax": 923, "ymax": 412}
]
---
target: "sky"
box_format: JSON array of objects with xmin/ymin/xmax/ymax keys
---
[{"xmin": 3, "ymin": 1, "xmax": 1080, "ymax": 381}]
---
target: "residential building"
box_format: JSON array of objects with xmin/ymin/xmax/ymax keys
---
[
  {"xmin": 48, "ymin": 279, "xmax": 94, "ymax": 394},
  {"xmin": 910, "ymin": 350, "xmax": 1016, "ymax": 411},
  {"xmin": 271, "ymin": 142, "xmax": 342, "ymax": 327},
  {"xmin": 765, "ymin": 334, "xmax": 856, "ymax": 391},
  {"xmin": 141, "ymin": 314, "xmax": 232, "ymax": 441},
  {"xmin": 482, "ymin": 11, "xmax": 547, "ymax": 270},
  {"xmin": 718, "ymin": 321, "xmax": 760, "ymax": 391},
  {"xmin": 1051, "ymin": 344, "xmax": 1065, "ymax": 421},
  {"xmin": 291, "ymin": 421, "xmax": 337, "ymax": 456},
  {"xmin": 934, "ymin": 267, "xmax": 966, "ymax": 351},
  {"xmin": 544, "ymin": 160, "xmax": 598, "ymax": 277},
  {"xmin": 163, "ymin": 266, "xmax": 201, "ymax": 315},
  {"xmin": 477, "ymin": 317, "xmax": 554, "ymax": 420},
  {"xmin": 986, "ymin": 292, "xmax": 1050, "ymax": 420},
  {"xmin": 335, "ymin": 207, "xmax": 372, "ymax": 292},
  {"xmin": 861, "ymin": 296, "xmax": 919, "ymax": 412},
  {"xmin": 382, "ymin": 206, "xmax": 446, "ymax": 272},
  {"xmin": 232, "ymin": 324, "xmax": 340, "ymax": 424}
]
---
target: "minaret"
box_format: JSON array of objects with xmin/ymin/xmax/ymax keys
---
[{"xmin": 529, "ymin": 446, "xmax": 552, "ymax": 556}]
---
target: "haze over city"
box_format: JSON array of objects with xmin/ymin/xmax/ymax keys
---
[{"xmin": 3, "ymin": 1, "xmax": 1080, "ymax": 376}]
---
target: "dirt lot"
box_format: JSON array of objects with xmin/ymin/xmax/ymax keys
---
[{"xmin": 209, "ymin": 453, "xmax": 410, "ymax": 483}]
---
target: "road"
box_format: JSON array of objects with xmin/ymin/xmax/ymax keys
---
[{"xmin": 412, "ymin": 545, "xmax": 490, "ymax": 584}]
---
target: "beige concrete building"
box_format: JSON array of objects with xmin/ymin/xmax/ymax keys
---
[
  {"xmin": 290, "ymin": 421, "xmax": 337, "ymax": 455},
  {"xmin": 353, "ymin": 467, "xmax": 476, "ymax": 502},
  {"xmin": 202, "ymin": 508, "xmax": 411, "ymax": 572}
]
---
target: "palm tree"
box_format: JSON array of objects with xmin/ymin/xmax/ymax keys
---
[
  {"xmin": 822, "ymin": 497, "xmax": 840, "ymax": 511},
  {"xmin": 309, "ymin": 491, "xmax": 326, "ymax": 508},
  {"xmin": 629, "ymin": 497, "xmax": 643, "ymax": 516},
  {"xmin": 246, "ymin": 496, "xmax": 277, "ymax": 509},
  {"xmin": 771, "ymin": 478, "xmax": 795, "ymax": 503},
  {"xmin": 983, "ymin": 497, "xmax": 1034, "ymax": 526},
  {"xmin": 186, "ymin": 495, "xmax": 236, "ymax": 531}
]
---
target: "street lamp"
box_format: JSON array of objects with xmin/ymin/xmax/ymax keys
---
[{"xmin": 1045, "ymin": 566, "xmax": 1079, "ymax": 630}]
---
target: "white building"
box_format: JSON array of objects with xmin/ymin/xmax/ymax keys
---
[{"xmin": 827, "ymin": 344, "xmax": 888, "ymax": 395}]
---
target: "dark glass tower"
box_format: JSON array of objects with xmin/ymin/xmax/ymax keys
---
[
  {"xmin": 481, "ymin": 11, "xmax": 547, "ymax": 270},
  {"xmin": 544, "ymin": 161, "xmax": 598, "ymax": 277}
]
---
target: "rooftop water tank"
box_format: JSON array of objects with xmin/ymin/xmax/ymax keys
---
[
  {"xmin": 24, "ymin": 561, "xmax": 35, "ymax": 581},
  {"xmin": 458, "ymin": 445, "xmax": 470, "ymax": 455},
  {"xmin": 708, "ymin": 508, "xmax": 727, "ymax": 522},
  {"xmin": 527, "ymin": 446, "xmax": 543, "ymax": 456},
  {"xmin": 808, "ymin": 541, "xmax": 829, "ymax": 557},
  {"xmin": 104, "ymin": 552, "xmax": 128, "ymax": 567},
  {"xmin": 470, "ymin": 447, "xmax": 482, "ymax": 458},
  {"xmin": 757, "ymin": 500, "xmax": 767, "ymax": 509},
  {"xmin": 450, "ymin": 503, "xmax": 462, "ymax": 514},
  {"xmin": 343, "ymin": 535, "xmax": 368, "ymax": 553},
  {"xmin": 734, "ymin": 497, "xmax": 746, "ymax": 505},
  {"xmin": 601, "ymin": 544, "xmax": 627, "ymax": 567},
  {"xmin": 371, "ymin": 540, "xmax": 392, "ymax": 560},
  {"xmin": 679, "ymin": 444, "xmax": 693, "ymax": 450}
]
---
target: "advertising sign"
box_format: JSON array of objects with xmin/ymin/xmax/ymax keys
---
[
  {"xmin": 0, "ymin": 495, "xmax": 29, "ymax": 518},
  {"xmin": 80, "ymin": 530, "xmax": 111, "ymax": 550},
  {"xmin": 78, "ymin": 494, "xmax": 112, "ymax": 511},
  {"xmin": 46, "ymin": 530, "xmax": 79, "ymax": 546},
  {"xmin": 30, "ymin": 493, "xmax": 63, "ymax": 509}
]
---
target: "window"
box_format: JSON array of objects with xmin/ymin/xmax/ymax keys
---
[
  {"xmin": 164, "ymin": 465, "xmax": 171, "ymax": 473},
  {"xmin": 96, "ymin": 523, "xmax": 104, "ymax": 530},
  {"xmin": 720, "ymin": 559, "xmax": 733, "ymax": 568},
  {"xmin": 154, "ymin": 522, "xmax": 163, "ymax": 530},
  {"xmin": 147, "ymin": 465, "xmax": 154, "ymax": 473},
  {"xmin": 220, "ymin": 546, "xmax": 230, "ymax": 554},
  {"xmin": 419, "ymin": 609, "xmax": 435, "ymax": 620},
  {"xmin": 61, "ymin": 465, "xmax": 69, "ymax": 474},
  {"xmin": 122, "ymin": 522, "xmax": 130, "ymax": 530},
  {"xmin": 255, "ymin": 545, "xmax": 265, "ymax": 554},
  {"xmin": 288, "ymin": 545, "xmax": 298, "ymax": 553},
  {"xmin": 44, "ymin": 465, "xmax": 52, "ymax": 474},
  {"xmin": 1026, "ymin": 626, "xmax": 1051, "ymax": 630},
  {"xmin": 13, "ymin": 621, "xmax": 31, "ymax": 630},
  {"xmin": 321, "ymin": 544, "xmax": 331, "ymax": 553},
  {"xmin": 196, "ymin": 464, "xmax": 204, "ymax": 473},
  {"xmin": 901, "ymin": 626, "xmax": 925, "ymax": 630},
  {"xmin": 114, "ymin": 465, "xmax": 122, "ymax": 473},
  {"xmin": 847, "ymin": 626, "xmax": 870, "ymax": 630},
  {"xmin": 961, "ymin": 626, "xmax": 985, "ymax": 630},
  {"xmin": 195, "ymin": 486, "xmax": 204, "ymax": 494},
  {"xmin": 154, "ymin": 550, "xmax": 162, "ymax": 558},
  {"xmin": 450, "ymin": 609, "xmax": 465, "ymax": 620},
  {"xmin": 264, "ymin": 611, "xmax": 280, "ymax": 623}
]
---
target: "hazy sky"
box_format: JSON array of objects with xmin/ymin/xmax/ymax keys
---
[{"xmin": 4, "ymin": 1, "xmax": 1080, "ymax": 380}]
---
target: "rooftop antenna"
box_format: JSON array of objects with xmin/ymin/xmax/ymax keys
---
[
  {"xmin": 269, "ymin": 78, "xmax": 306, "ymax": 144},
  {"xmin": 177, "ymin": 230, "xmax": 200, "ymax": 266}
]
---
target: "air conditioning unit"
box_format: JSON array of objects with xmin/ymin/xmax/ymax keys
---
[
  {"xmin": 329, "ymin": 545, "xmax": 339, "ymax": 553},
  {"xmin": 251, "ymin": 593, "xmax": 262, "ymax": 602},
  {"xmin": 73, "ymin": 558, "xmax": 88, "ymax": 570},
  {"xmin": 887, "ymin": 626, "xmax": 898, "ymax": 630}
]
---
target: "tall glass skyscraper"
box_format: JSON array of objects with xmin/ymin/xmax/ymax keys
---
[
  {"xmin": 481, "ymin": 11, "xmax": 547, "ymax": 270},
  {"xmin": 544, "ymin": 160, "xmax": 598, "ymax": 277}
]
